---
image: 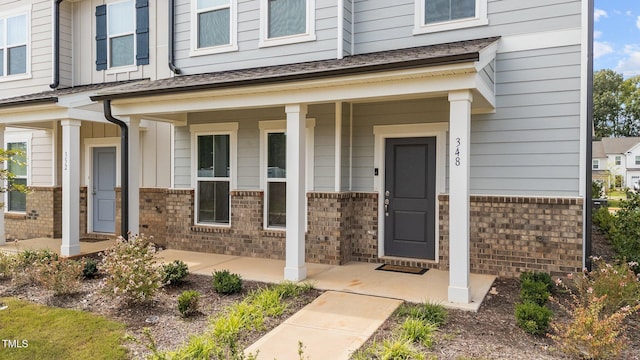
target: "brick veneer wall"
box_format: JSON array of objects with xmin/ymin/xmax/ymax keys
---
[
  {"xmin": 439, "ymin": 195, "xmax": 584, "ymax": 278},
  {"xmin": 5, "ymin": 187, "xmax": 62, "ymax": 240}
]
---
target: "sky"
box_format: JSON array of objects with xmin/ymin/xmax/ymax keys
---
[{"xmin": 593, "ymin": 0, "xmax": 640, "ymax": 77}]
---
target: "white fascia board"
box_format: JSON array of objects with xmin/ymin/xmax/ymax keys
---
[
  {"xmin": 0, "ymin": 107, "xmax": 68, "ymax": 123},
  {"xmin": 110, "ymin": 66, "xmax": 491, "ymax": 117},
  {"xmin": 474, "ymin": 40, "xmax": 498, "ymax": 72}
]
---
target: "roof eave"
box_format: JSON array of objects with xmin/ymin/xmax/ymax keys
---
[{"xmin": 0, "ymin": 97, "xmax": 58, "ymax": 109}]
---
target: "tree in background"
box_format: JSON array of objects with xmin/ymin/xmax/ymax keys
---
[
  {"xmin": 0, "ymin": 148, "xmax": 29, "ymax": 208},
  {"xmin": 593, "ymin": 69, "xmax": 640, "ymax": 138}
]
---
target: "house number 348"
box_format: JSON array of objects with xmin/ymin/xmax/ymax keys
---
[{"xmin": 455, "ymin": 138, "xmax": 461, "ymax": 166}]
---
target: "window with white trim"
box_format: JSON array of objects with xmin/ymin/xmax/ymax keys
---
[
  {"xmin": 592, "ymin": 159, "xmax": 599, "ymax": 170},
  {"xmin": 260, "ymin": 120, "xmax": 314, "ymax": 230},
  {"xmin": 108, "ymin": 0, "xmax": 135, "ymax": 68},
  {"xmin": 191, "ymin": 123, "xmax": 237, "ymax": 226},
  {"xmin": 636, "ymin": 156, "xmax": 640, "ymax": 166},
  {"xmin": 615, "ymin": 155, "xmax": 622, "ymax": 166},
  {"xmin": 414, "ymin": 0, "xmax": 487, "ymax": 34},
  {"xmin": 192, "ymin": 0, "xmax": 238, "ymax": 54},
  {"xmin": 0, "ymin": 11, "xmax": 28, "ymax": 77},
  {"xmin": 5, "ymin": 141, "xmax": 28, "ymax": 212},
  {"xmin": 260, "ymin": 0, "xmax": 315, "ymax": 47}
]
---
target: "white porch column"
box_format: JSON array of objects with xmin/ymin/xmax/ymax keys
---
[
  {"xmin": 0, "ymin": 124, "xmax": 5, "ymax": 245},
  {"xmin": 284, "ymin": 104, "xmax": 308, "ymax": 281},
  {"xmin": 61, "ymin": 119, "xmax": 81, "ymax": 257},
  {"xmin": 448, "ymin": 90, "xmax": 473, "ymax": 304},
  {"xmin": 128, "ymin": 117, "xmax": 140, "ymax": 235}
]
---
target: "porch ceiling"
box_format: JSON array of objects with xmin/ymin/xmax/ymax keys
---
[{"xmin": 93, "ymin": 37, "xmax": 500, "ymax": 120}]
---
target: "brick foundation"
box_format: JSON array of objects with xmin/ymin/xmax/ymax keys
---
[{"xmin": 5, "ymin": 187, "xmax": 62, "ymax": 240}]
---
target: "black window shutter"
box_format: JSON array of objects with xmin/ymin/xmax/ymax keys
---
[
  {"xmin": 95, "ymin": 5, "xmax": 107, "ymax": 71},
  {"xmin": 136, "ymin": 0, "xmax": 150, "ymax": 66}
]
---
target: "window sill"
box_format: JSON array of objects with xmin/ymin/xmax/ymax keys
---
[
  {"xmin": 0, "ymin": 73, "xmax": 32, "ymax": 83},
  {"xmin": 105, "ymin": 65, "xmax": 139, "ymax": 75},
  {"xmin": 413, "ymin": 17, "xmax": 488, "ymax": 35},
  {"xmin": 259, "ymin": 33, "xmax": 316, "ymax": 48},
  {"xmin": 262, "ymin": 229, "xmax": 285, "ymax": 237},
  {"xmin": 4, "ymin": 212, "xmax": 26, "ymax": 220},
  {"xmin": 191, "ymin": 224, "xmax": 232, "ymax": 233},
  {"xmin": 190, "ymin": 44, "xmax": 239, "ymax": 57}
]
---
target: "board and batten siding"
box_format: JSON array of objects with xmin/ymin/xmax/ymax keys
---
[
  {"xmin": 0, "ymin": 0, "xmax": 53, "ymax": 99},
  {"xmin": 173, "ymin": 0, "xmax": 339, "ymax": 75},
  {"xmin": 353, "ymin": 0, "xmax": 581, "ymax": 54},
  {"xmin": 173, "ymin": 105, "xmax": 338, "ymax": 191}
]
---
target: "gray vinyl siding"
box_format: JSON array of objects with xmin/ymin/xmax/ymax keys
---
[
  {"xmin": 173, "ymin": 125, "xmax": 191, "ymax": 189},
  {"xmin": 353, "ymin": 0, "xmax": 581, "ymax": 54},
  {"xmin": 311, "ymin": 104, "xmax": 336, "ymax": 191},
  {"xmin": 0, "ymin": 0, "xmax": 52, "ymax": 99},
  {"xmin": 174, "ymin": 0, "xmax": 339, "ymax": 74},
  {"xmin": 341, "ymin": 102, "xmax": 351, "ymax": 191},
  {"xmin": 471, "ymin": 45, "xmax": 581, "ymax": 196},
  {"xmin": 342, "ymin": 0, "xmax": 353, "ymax": 57},
  {"xmin": 59, "ymin": 1, "xmax": 73, "ymax": 88},
  {"xmin": 30, "ymin": 130, "xmax": 53, "ymax": 186}
]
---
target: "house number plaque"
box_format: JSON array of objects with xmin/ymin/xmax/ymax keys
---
[{"xmin": 455, "ymin": 137, "xmax": 462, "ymax": 167}]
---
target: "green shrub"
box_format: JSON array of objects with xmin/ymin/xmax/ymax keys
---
[
  {"xmin": 520, "ymin": 271, "xmax": 554, "ymax": 293},
  {"xmin": 247, "ymin": 288, "xmax": 287, "ymax": 317},
  {"xmin": 100, "ymin": 234, "xmax": 162, "ymax": 304},
  {"xmin": 608, "ymin": 193, "xmax": 640, "ymax": 264},
  {"xmin": 0, "ymin": 252, "xmax": 16, "ymax": 280},
  {"xmin": 397, "ymin": 302, "xmax": 448, "ymax": 327},
  {"xmin": 514, "ymin": 302, "xmax": 553, "ymax": 335},
  {"xmin": 12, "ymin": 249, "xmax": 60, "ymax": 285},
  {"xmin": 592, "ymin": 206, "xmax": 614, "ymax": 233},
  {"xmin": 82, "ymin": 258, "xmax": 99, "ymax": 279},
  {"xmin": 400, "ymin": 318, "xmax": 437, "ymax": 348},
  {"xmin": 212, "ymin": 269, "xmax": 242, "ymax": 295},
  {"xmin": 177, "ymin": 290, "xmax": 200, "ymax": 317},
  {"xmin": 161, "ymin": 260, "xmax": 189, "ymax": 286},
  {"xmin": 35, "ymin": 258, "xmax": 85, "ymax": 295},
  {"xmin": 592, "ymin": 180, "xmax": 604, "ymax": 199},
  {"xmin": 520, "ymin": 279, "xmax": 551, "ymax": 306}
]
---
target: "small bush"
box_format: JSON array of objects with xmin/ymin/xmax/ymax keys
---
[
  {"xmin": 212, "ymin": 269, "xmax": 242, "ymax": 295},
  {"xmin": 177, "ymin": 290, "xmax": 200, "ymax": 317},
  {"xmin": 248, "ymin": 288, "xmax": 287, "ymax": 317},
  {"xmin": 592, "ymin": 206, "xmax": 614, "ymax": 233},
  {"xmin": 0, "ymin": 252, "xmax": 16, "ymax": 280},
  {"xmin": 608, "ymin": 193, "xmax": 640, "ymax": 264},
  {"xmin": 100, "ymin": 234, "xmax": 162, "ymax": 304},
  {"xmin": 520, "ymin": 271, "xmax": 554, "ymax": 293},
  {"xmin": 520, "ymin": 279, "xmax": 551, "ymax": 306},
  {"xmin": 400, "ymin": 318, "xmax": 437, "ymax": 348},
  {"xmin": 36, "ymin": 258, "xmax": 85, "ymax": 295},
  {"xmin": 397, "ymin": 302, "xmax": 448, "ymax": 327},
  {"xmin": 82, "ymin": 258, "xmax": 99, "ymax": 279},
  {"xmin": 12, "ymin": 249, "xmax": 60, "ymax": 285},
  {"xmin": 515, "ymin": 302, "xmax": 553, "ymax": 335},
  {"xmin": 161, "ymin": 260, "xmax": 189, "ymax": 286}
]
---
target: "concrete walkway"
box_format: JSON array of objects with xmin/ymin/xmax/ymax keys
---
[
  {"xmin": 0, "ymin": 237, "xmax": 115, "ymax": 256},
  {"xmin": 245, "ymin": 291, "xmax": 402, "ymax": 360}
]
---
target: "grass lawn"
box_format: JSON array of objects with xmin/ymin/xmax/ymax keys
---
[{"xmin": 0, "ymin": 297, "xmax": 128, "ymax": 360}]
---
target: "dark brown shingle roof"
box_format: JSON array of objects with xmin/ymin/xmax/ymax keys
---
[{"xmin": 91, "ymin": 37, "xmax": 500, "ymax": 101}]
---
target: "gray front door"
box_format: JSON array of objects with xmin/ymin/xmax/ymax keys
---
[
  {"xmin": 92, "ymin": 147, "xmax": 116, "ymax": 233},
  {"xmin": 384, "ymin": 137, "xmax": 436, "ymax": 260}
]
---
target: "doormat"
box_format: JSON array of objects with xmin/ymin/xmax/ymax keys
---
[
  {"xmin": 80, "ymin": 237, "xmax": 108, "ymax": 243},
  {"xmin": 375, "ymin": 264, "xmax": 428, "ymax": 275}
]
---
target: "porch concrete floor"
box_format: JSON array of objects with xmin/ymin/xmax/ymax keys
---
[{"xmin": 0, "ymin": 237, "xmax": 115, "ymax": 256}]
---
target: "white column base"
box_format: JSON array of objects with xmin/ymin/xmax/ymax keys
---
[
  {"xmin": 448, "ymin": 285, "xmax": 471, "ymax": 304},
  {"xmin": 60, "ymin": 244, "xmax": 81, "ymax": 257},
  {"xmin": 284, "ymin": 266, "xmax": 308, "ymax": 282}
]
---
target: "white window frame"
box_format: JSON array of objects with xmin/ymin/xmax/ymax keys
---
[
  {"xmin": 190, "ymin": 122, "xmax": 238, "ymax": 227},
  {"xmin": 106, "ymin": 0, "xmax": 137, "ymax": 72},
  {"xmin": 615, "ymin": 155, "xmax": 622, "ymax": 166},
  {"xmin": 413, "ymin": 0, "xmax": 488, "ymax": 35},
  {"xmin": 259, "ymin": 119, "xmax": 315, "ymax": 230},
  {"xmin": 0, "ymin": 6, "xmax": 31, "ymax": 82},
  {"xmin": 592, "ymin": 159, "xmax": 599, "ymax": 170},
  {"xmin": 635, "ymin": 156, "xmax": 640, "ymax": 166},
  {"xmin": 190, "ymin": 0, "xmax": 238, "ymax": 56},
  {"xmin": 4, "ymin": 134, "xmax": 31, "ymax": 214},
  {"xmin": 259, "ymin": 0, "xmax": 316, "ymax": 48}
]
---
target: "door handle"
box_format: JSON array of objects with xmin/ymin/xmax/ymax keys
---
[
  {"xmin": 384, "ymin": 198, "xmax": 390, "ymax": 216},
  {"xmin": 92, "ymin": 187, "xmax": 97, "ymax": 196}
]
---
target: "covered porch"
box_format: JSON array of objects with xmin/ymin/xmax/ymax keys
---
[{"xmin": 92, "ymin": 37, "xmax": 499, "ymax": 305}]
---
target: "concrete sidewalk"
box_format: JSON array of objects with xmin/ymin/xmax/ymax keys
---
[{"xmin": 245, "ymin": 291, "xmax": 402, "ymax": 360}]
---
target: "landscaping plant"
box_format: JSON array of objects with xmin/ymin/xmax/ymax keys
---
[
  {"xmin": 514, "ymin": 271, "xmax": 554, "ymax": 335},
  {"xmin": 177, "ymin": 290, "xmax": 200, "ymax": 317},
  {"xmin": 606, "ymin": 193, "xmax": 640, "ymax": 267},
  {"xmin": 161, "ymin": 260, "xmax": 189, "ymax": 286},
  {"xmin": 0, "ymin": 252, "xmax": 16, "ymax": 280},
  {"xmin": 100, "ymin": 234, "xmax": 162, "ymax": 304},
  {"xmin": 83, "ymin": 257, "xmax": 99, "ymax": 279},
  {"xmin": 212, "ymin": 269, "xmax": 243, "ymax": 294},
  {"xmin": 36, "ymin": 258, "xmax": 85, "ymax": 295}
]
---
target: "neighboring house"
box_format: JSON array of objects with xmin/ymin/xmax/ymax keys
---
[
  {"xmin": 0, "ymin": 0, "xmax": 592, "ymax": 305},
  {"xmin": 592, "ymin": 137, "xmax": 640, "ymax": 190}
]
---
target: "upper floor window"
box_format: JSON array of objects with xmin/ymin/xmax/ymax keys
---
[
  {"xmin": 190, "ymin": 0, "xmax": 238, "ymax": 55},
  {"xmin": 636, "ymin": 156, "xmax": 640, "ymax": 166},
  {"xmin": 414, "ymin": 0, "xmax": 487, "ymax": 34},
  {"xmin": 260, "ymin": 0, "xmax": 315, "ymax": 47},
  {"xmin": 615, "ymin": 155, "xmax": 622, "ymax": 166},
  {"xmin": 592, "ymin": 159, "xmax": 599, "ymax": 170},
  {"xmin": 95, "ymin": 0, "xmax": 149, "ymax": 71},
  {"xmin": 0, "ymin": 11, "xmax": 29, "ymax": 79}
]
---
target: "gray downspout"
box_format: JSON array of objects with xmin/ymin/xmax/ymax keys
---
[
  {"xmin": 584, "ymin": 0, "xmax": 595, "ymax": 270},
  {"xmin": 168, "ymin": 0, "xmax": 180, "ymax": 74},
  {"xmin": 104, "ymin": 100, "xmax": 129, "ymax": 239},
  {"xmin": 50, "ymin": 0, "xmax": 63, "ymax": 89}
]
